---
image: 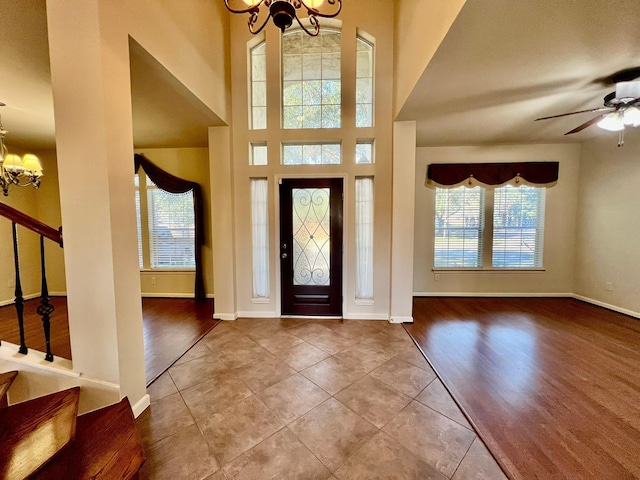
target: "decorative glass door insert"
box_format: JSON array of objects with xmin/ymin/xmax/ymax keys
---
[{"xmin": 292, "ymin": 188, "xmax": 331, "ymax": 286}]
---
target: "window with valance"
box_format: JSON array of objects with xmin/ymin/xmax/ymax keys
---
[
  {"xmin": 134, "ymin": 154, "xmax": 205, "ymax": 299},
  {"xmin": 429, "ymin": 162, "xmax": 558, "ymax": 269},
  {"xmin": 426, "ymin": 162, "xmax": 559, "ymax": 188}
]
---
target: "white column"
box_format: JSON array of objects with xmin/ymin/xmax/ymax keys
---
[
  {"xmin": 47, "ymin": 0, "xmax": 148, "ymax": 411},
  {"xmin": 390, "ymin": 121, "xmax": 417, "ymax": 323},
  {"xmin": 210, "ymin": 126, "xmax": 238, "ymax": 320}
]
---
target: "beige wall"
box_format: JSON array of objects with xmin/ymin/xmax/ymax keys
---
[
  {"xmin": 41, "ymin": 0, "xmax": 231, "ymax": 412},
  {"xmin": 135, "ymin": 147, "xmax": 214, "ymax": 297},
  {"xmin": 1, "ymin": 146, "xmax": 213, "ymax": 304},
  {"xmin": 124, "ymin": 0, "xmax": 231, "ymax": 124},
  {"xmin": 393, "ymin": 0, "xmax": 466, "ymax": 116},
  {"xmin": 0, "ymin": 147, "xmax": 64, "ymax": 305},
  {"xmin": 574, "ymin": 131, "xmax": 640, "ymax": 315},
  {"xmin": 390, "ymin": 121, "xmax": 417, "ymax": 322},
  {"xmin": 225, "ymin": 0, "xmax": 395, "ymax": 319},
  {"xmin": 414, "ymin": 143, "xmax": 581, "ymax": 295}
]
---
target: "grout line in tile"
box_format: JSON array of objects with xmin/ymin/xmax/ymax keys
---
[{"xmin": 448, "ymin": 434, "xmax": 477, "ymax": 480}]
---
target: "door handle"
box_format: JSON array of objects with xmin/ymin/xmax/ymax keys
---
[{"xmin": 281, "ymin": 253, "xmax": 288, "ymax": 259}]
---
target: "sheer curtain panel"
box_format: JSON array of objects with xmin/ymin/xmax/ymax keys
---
[
  {"xmin": 355, "ymin": 177, "xmax": 374, "ymax": 300},
  {"xmin": 251, "ymin": 178, "xmax": 270, "ymax": 298}
]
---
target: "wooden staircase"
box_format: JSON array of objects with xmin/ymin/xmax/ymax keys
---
[{"xmin": 0, "ymin": 371, "xmax": 145, "ymax": 479}]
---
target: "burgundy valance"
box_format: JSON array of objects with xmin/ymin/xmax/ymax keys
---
[
  {"xmin": 135, "ymin": 153, "xmax": 205, "ymax": 300},
  {"xmin": 426, "ymin": 162, "xmax": 559, "ymax": 188}
]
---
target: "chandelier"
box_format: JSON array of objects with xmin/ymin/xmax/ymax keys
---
[
  {"xmin": 224, "ymin": 0, "xmax": 342, "ymax": 36},
  {"xmin": 0, "ymin": 110, "xmax": 43, "ymax": 197}
]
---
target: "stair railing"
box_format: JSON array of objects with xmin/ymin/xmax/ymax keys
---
[{"xmin": 1, "ymin": 202, "xmax": 63, "ymax": 361}]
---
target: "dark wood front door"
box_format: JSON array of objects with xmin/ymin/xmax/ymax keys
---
[{"xmin": 279, "ymin": 178, "xmax": 343, "ymax": 316}]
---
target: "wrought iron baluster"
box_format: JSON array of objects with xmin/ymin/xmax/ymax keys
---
[
  {"xmin": 11, "ymin": 222, "xmax": 27, "ymax": 354},
  {"xmin": 37, "ymin": 235, "xmax": 54, "ymax": 361}
]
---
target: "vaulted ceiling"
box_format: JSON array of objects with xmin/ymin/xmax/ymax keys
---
[
  {"xmin": 2, "ymin": 0, "xmax": 640, "ymax": 150},
  {"xmin": 397, "ymin": 0, "xmax": 640, "ymax": 146},
  {"xmin": 0, "ymin": 0, "xmax": 222, "ymax": 151}
]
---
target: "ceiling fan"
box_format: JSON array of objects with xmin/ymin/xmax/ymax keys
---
[{"xmin": 535, "ymin": 76, "xmax": 640, "ymax": 147}]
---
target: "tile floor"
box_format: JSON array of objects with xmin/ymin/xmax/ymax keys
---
[{"xmin": 136, "ymin": 318, "xmax": 507, "ymax": 480}]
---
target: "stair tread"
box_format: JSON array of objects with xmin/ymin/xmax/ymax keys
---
[
  {"xmin": 32, "ymin": 396, "xmax": 145, "ymax": 480},
  {"xmin": 0, "ymin": 371, "xmax": 19, "ymax": 408},
  {"xmin": 0, "ymin": 387, "xmax": 80, "ymax": 480}
]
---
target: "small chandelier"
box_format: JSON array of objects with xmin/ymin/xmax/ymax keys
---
[
  {"xmin": 224, "ymin": 0, "xmax": 342, "ymax": 36},
  {"xmin": 0, "ymin": 109, "xmax": 43, "ymax": 197}
]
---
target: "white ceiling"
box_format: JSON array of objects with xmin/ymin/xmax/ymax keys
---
[
  {"xmin": 2, "ymin": 0, "xmax": 640, "ymax": 151},
  {"xmin": 397, "ymin": 0, "xmax": 640, "ymax": 146}
]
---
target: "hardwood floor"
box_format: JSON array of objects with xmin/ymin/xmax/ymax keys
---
[
  {"xmin": 0, "ymin": 297, "xmax": 217, "ymax": 385},
  {"xmin": 406, "ymin": 297, "xmax": 640, "ymax": 480},
  {"xmin": 142, "ymin": 297, "xmax": 217, "ymax": 384},
  {"xmin": 0, "ymin": 297, "xmax": 71, "ymax": 359}
]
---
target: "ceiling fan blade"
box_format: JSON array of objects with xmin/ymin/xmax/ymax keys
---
[
  {"xmin": 564, "ymin": 114, "xmax": 606, "ymax": 135},
  {"xmin": 535, "ymin": 107, "xmax": 612, "ymax": 121}
]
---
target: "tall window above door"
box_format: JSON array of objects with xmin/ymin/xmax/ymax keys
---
[
  {"xmin": 356, "ymin": 36, "xmax": 374, "ymax": 127},
  {"xmin": 282, "ymin": 29, "xmax": 341, "ymax": 129},
  {"xmin": 250, "ymin": 41, "xmax": 267, "ymax": 130}
]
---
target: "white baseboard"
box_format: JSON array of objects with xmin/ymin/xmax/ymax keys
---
[
  {"xmin": 571, "ymin": 294, "xmax": 640, "ymax": 320},
  {"xmin": 214, "ymin": 312, "xmax": 238, "ymax": 321},
  {"xmin": 389, "ymin": 315, "xmax": 413, "ymax": 324},
  {"xmin": 237, "ymin": 311, "xmax": 278, "ymax": 318},
  {"xmin": 413, "ymin": 292, "xmax": 572, "ymax": 298},
  {"xmin": 412, "ymin": 292, "xmax": 640, "ymax": 320},
  {"xmin": 131, "ymin": 394, "xmax": 151, "ymax": 418},
  {"xmin": 343, "ymin": 313, "xmax": 390, "ymax": 321},
  {"xmin": 0, "ymin": 292, "xmax": 42, "ymax": 307},
  {"xmin": 1, "ymin": 292, "xmax": 212, "ymax": 306},
  {"xmin": 142, "ymin": 292, "xmax": 202, "ymax": 299}
]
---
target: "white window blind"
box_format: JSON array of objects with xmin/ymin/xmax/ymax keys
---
[
  {"xmin": 492, "ymin": 185, "xmax": 545, "ymax": 268},
  {"xmin": 251, "ymin": 178, "xmax": 270, "ymax": 297},
  {"xmin": 147, "ymin": 183, "xmax": 196, "ymax": 269},
  {"xmin": 134, "ymin": 174, "xmax": 143, "ymax": 268},
  {"xmin": 355, "ymin": 177, "xmax": 374, "ymax": 299},
  {"xmin": 434, "ymin": 186, "xmax": 485, "ymax": 268}
]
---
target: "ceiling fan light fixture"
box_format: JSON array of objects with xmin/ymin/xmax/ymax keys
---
[
  {"xmin": 615, "ymin": 81, "xmax": 640, "ymax": 102},
  {"xmin": 622, "ymin": 106, "xmax": 640, "ymax": 127},
  {"xmin": 597, "ymin": 112, "xmax": 625, "ymax": 132}
]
